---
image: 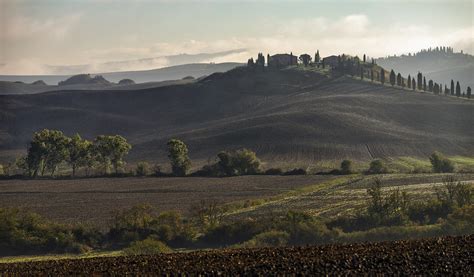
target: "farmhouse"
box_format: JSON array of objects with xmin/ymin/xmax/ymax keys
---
[
  {"xmin": 322, "ymin": 55, "xmax": 339, "ymax": 68},
  {"xmin": 268, "ymin": 53, "xmax": 297, "ymax": 68}
]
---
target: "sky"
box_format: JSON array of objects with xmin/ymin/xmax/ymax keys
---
[{"xmin": 0, "ymin": 0, "xmax": 473, "ymax": 75}]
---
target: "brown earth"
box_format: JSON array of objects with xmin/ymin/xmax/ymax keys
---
[
  {"xmin": 1, "ymin": 235, "xmax": 471, "ymax": 275},
  {"xmin": 0, "ymin": 175, "xmax": 334, "ymax": 227}
]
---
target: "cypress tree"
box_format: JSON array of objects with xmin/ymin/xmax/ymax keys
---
[
  {"xmin": 423, "ymin": 77, "xmax": 427, "ymax": 91},
  {"xmin": 315, "ymin": 50, "xmax": 320, "ymax": 63},
  {"xmin": 445, "ymin": 85, "xmax": 449, "ymax": 95},
  {"xmin": 467, "ymin": 86, "xmax": 471, "ymax": 99},
  {"xmin": 363, "ymin": 54, "xmax": 366, "ymax": 63},
  {"xmin": 428, "ymin": 80, "xmax": 434, "ymax": 92},
  {"xmin": 380, "ymin": 69, "xmax": 385, "ymax": 85},
  {"xmin": 451, "ymin": 80, "xmax": 455, "ymax": 96},
  {"xmin": 396, "ymin": 73, "xmax": 402, "ymax": 86},
  {"xmin": 412, "ymin": 79, "xmax": 416, "ymax": 90},
  {"xmin": 456, "ymin": 81, "xmax": 461, "ymax": 97},
  {"xmin": 407, "ymin": 75, "xmax": 411, "ymax": 88},
  {"xmin": 389, "ymin": 70, "xmax": 396, "ymax": 86},
  {"xmin": 417, "ymin": 72, "xmax": 423, "ymax": 90}
]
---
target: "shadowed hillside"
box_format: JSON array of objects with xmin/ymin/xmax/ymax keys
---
[{"xmin": 0, "ymin": 66, "xmax": 472, "ymax": 166}]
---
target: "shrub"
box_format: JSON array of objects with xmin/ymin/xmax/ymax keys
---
[
  {"xmin": 122, "ymin": 238, "xmax": 172, "ymax": 255},
  {"xmin": 284, "ymin": 168, "xmax": 306, "ymax": 175},
  {"xmin": 264, "ymin": 168, "xmax": 283, "ymax": 175},
  {"xmin": 429, "ymin": 152, "xmax": 455, "ymax": 173},
  {"xmin": 340, "ymin": 160, "xmax": 352, "ymax": 174},
  {"xmin": 367, "ymin": 159, "xmax": 388, "ymax": 174},
  {"xmin": 135, "ymin": 162, "xmax": 150, "ymax": 176},
  {"xmin": 0, "ymin": 164, "xmax": 4, "ymax": 176},
  {"xmin": 241, "ymin": 230, "xmax": 289, "ymax": 247},
  {"xmin": 199, "ymin": 219, "xmax": 265, "ymax": 247}
]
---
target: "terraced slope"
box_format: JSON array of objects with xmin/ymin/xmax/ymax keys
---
[{"xmin": 0, "ymin": 67, "xmax": 472, "ymax": 166}]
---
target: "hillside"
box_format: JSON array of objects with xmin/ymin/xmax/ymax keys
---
[
  {"xmin": 0, "ymin": 62, "xmax": 243, "ymax": 87},
  {"xmin": 0, "ymin": 66, "xmax": 473, "ymax": 166},
  {"xmin": 376, "ymin": 48, "xmax": 474, "ymax": 90}
]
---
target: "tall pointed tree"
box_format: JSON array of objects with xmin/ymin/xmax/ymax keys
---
[
  {"xmin": 423, "ymin": 77, "xmax": 427, "ymax": 91},
  {"xmin": 389, "ymin": 70, "xmax": 396, "ymax": 86},
  {"xmin": 451, "ymin": 80, "xmax": 455, "ymax": 96},
  {"xmin": 396, "ymin": 73, "xmax": 402, "ymax": 86},
  {"xmin": 467, "ymin": 86, "xmax": 472, "ymax": 99},
  {"xmin": 380, "ymin": 69, "xmax": 385, "ymax": 85},
  {"xmin": 456, "ymin": 81, "xmax": 461, "ymax": 97},
  {"xmin": 417, "ymin": 72, "xmax": 423, "ymax": 90},
  {"xmin": 412, "ymin": 79, "xmax": 416, "ymax": 90}
]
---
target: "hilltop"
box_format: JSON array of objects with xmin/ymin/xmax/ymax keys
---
[
  {"xmin": 377, "ymin": 47, "xmax": 474, "ymax": 89},
  {"xmin": 0, "ymin": 65, "xmax": 472, "ymax": 166}
]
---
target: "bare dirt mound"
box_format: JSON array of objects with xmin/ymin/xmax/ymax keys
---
[{"xmin": 1, "ymin": 235, "xmax": 471, "ymax": 275}]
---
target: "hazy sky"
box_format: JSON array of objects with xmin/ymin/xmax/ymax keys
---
[{"xmin": 1, "ymin": 0, "xmax": 473, "ymax": 74}]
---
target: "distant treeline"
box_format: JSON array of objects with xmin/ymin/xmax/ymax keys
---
[{"xmin": 0, "ymin": 129, "xmax": 462, "ymax": 179}]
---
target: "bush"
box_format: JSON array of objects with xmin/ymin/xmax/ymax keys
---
[
  {"xmin": 122, "ymin": 238, "xmax": 172, "ymax": 255},
  {"xmin": 199, "ymin": 219, "xmax": 265, "ymax": 247},
  {"xmin": 0, "ymin": 164, "xmax": 4, "ymax": 176},
  {"xmin": 284, "ymin": 168, "xmax": 307, "ymax": 175},
  {"xmin": 135, "ymin": 162, "xmax": 151, "ymax": 176},
  {"xmin": 240, "ymin": 230, "xmax": 289, "ymax": 248},
  {"xmin": 367, "ymin": 159, "xmax": 388, "ymax": 174},
  {"xmin": 340, "ymin": 160, "xmax": 352, "ymax": 174},
  {"xmin": 264, "ymin": 168, "xmax": 283, "ymax": 175},
  {"xmin": 429, "ymin": 152, "xmax": 455, "ymax": 173}
]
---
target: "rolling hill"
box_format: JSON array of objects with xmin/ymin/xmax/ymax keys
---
[
  {"xmin": 0, "ymin": 66, "xmax": 473, "ymax": 167},
  {"xmin": 376, "ymin": 48, "xmax": 474, "ymax": 90},
  {"xmin": 0, "ymin": 62, "xmax": 243, "ymax": 88}
]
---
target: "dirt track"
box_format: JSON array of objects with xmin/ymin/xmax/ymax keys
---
[{"xmin": 1, "ymin": 235, "xmax": 472, "ymax": 275}]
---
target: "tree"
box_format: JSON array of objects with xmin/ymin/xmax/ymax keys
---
[
  {"xmin": 467, "ymin": 86, "xmax": 471, "ymax": 99},
  {"xmin": 429, "ymin": 152, "xmax": 454, "ymax": 173},
  {"xmin": 407, "ymin": 75, "xmax": 411, "ymax": 88},
  {"xmin": 428, "ymin": 80, "xmax": 434, "ymax": 92},
  {"xmin": 451, "ymin": 80, "xmax": 455, "ymax": 96},
  {"xmin": 94, "ymin": 135, "xmax": 132, "ymax": 174},
  {"xmin": 423, "ymin": 77, "xmax": 427, "ymax": 91},
  {"xmin": 340, "ymin": 160, "xmax": 352, "ymax": 174},
  {"xmin": 380, "ymin": 69, "xmax": 385, "ymax": 85},
  {"xmin": 389, "ymin": 70, "xmax": 396, "ymax": 86},
  {"xmin": 26, "ymin": 129, "xmax": 69, "ymax": 177},
  {"xmin": 167, "ymin": 139, "xmax": 191, "ymax": 176},
  {"xmin": 216, "ymin": 149, "xmax": 261, "ymax": 176},
  {"xmin": 66, "ymin": 134, "xmax": 92, "ymax": 177},
  {"xmin": 456, "ymin": 81, "xmax": 461, "ymax": 97},
  {"xmin": 135, "ymin": 161, "xmax": 151, "ymax": 176},
  {"xmin": 396, "ymin": 73, "xmax": 402, "ymax": 87},
  {"xmin": 417, "ymin": 72, "xmax": 423, "ymax": 90},
  {"xmin": 299, "ymin": 54, "xmax": 312, "ymax": 66},
  {"xmin": 314, "ymin": 50, "xmax": 320, "ymax": 63},
  {"xmin": 412, "ymin": 79, "xmax": 416, "ymax": 91},
  {"xmin": 434, "ymin": 83, "xmax": 440, "ymax": 94},
  {"xmin": 370, "ymin": 69, "xmax": 374, "ymax": 82},
  {"xmin": 360, "ymin": 68, "xmax": 364, "ymax": 80},
  {"xmin": 367, "ymin": 159, "xmax": 387, "ymax": 174},
  {"xmin": 363, "ymin": 54, "xmax": 366, "ymax": 63}
]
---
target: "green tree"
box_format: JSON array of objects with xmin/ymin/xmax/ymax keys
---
[
  {"xmin": 340, "ymin": 160, "xmax": 352, "ymax": 174},
  {"xmin": 467, "ymin": 86, "xmax": 471, "ymax": 99},
  {"xmin": 407, "ymin": 75, "xmax": 411, "ymax": 88},
  {"xmin": 66, "ymin": 134, "xmax": 92, "ymax": 177},
  {"xmin": 456, "ymin": 81, "xmax": 461, "ymax": 97},
  {"xmin": 26, "ymin": 129, "xmax": 69, "ymax": 177},
  {"xmin": 380, "ymin": 69, "xmax": 385, "ymax": 84},
  {"xmin": 299, "ymin": 54, "xmax": 312, "ymax": 66},
  {"xmin": 367, "ymin": 159, "xmax": 387, "ymax": 174},
  {"xmin": 423, "ymin": 77, "xmax": 427, "ymax": 91},
  {"xmin": 167, "ymin": 139, "xmax": 191, "ymax": 176},
  {"xmin": 429, "ymin": 152, "xmax": 455, "ymax": 173},
  {"xmin": 135, "ymin": 161, "xmax": 151, "ymax": 176},
  {"xmin": 428, "ymin": 80, "xmax": 434, "ymax": 92},
  {"xmin": 412, "ymin": 79, "xmax": 416, "ymax": 90},
  {"xmin": 396, "ymin": 73, "xmax": 402, "ymax": 86},
  {"xmin": 94, "ymin": 135, "xmax": 132, "ymax": 174},
  {"xmin": 314, "ymin": 50, "xmax": 320, "ymax": 63},
  {"xmin": 389, "ymin": 70, "xmax": 396, "ymax": 86}
]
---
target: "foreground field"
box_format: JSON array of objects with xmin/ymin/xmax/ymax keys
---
[
  {"xmin": 1, "ymin": 235, "xmax": 471, "ymax": 275},
  {"xmin": 0, "ymin": 175, "xmax": 335, "ymax": 227},
  {"xmin": 1, "ymin": 174, "xmax": 473, "ymax": 227}
]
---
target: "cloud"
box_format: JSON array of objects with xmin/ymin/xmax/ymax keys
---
[
  {"xmin": 1, "ymin": 13, "xmax": 82, "ymax": 41},
  {"xmin": 1, "ymin": 13, "xmax": 472, "ymax": 74}
]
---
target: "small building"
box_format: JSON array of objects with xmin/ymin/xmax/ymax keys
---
[
  {"xmin": 322, "ymin": 55, "xmax": 339, "ymax": 68},
  {"xmin": 268, "ymin": 53, "xmax": 297, "ymax": 68}
]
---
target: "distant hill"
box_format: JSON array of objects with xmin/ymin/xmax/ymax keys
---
[
  {"xmin": 0, "ymin": 62, "xmax": 243, "ymax": 86},
  {"xmin": 1, "ymin": 66, "xmax": 472, "ymax": 166},
  {"xmin": 58, "ymin": 74, "xmax": 111, "ymax": 86},
  {"xmin": 376, "ymin": 47, "xmax": 474, "ymax": 90}
]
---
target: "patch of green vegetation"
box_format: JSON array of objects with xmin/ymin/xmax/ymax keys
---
[
  {"xmin": 387, "ymin": 157, "xmax": 432, "ymax": 173},
  {"xmin": 450, "ymin": 156, "xmax": 474, "ymax": 172},
  {"xmin": 0, "ymin": 251, "xmax": 122, "ymax": 264}
]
